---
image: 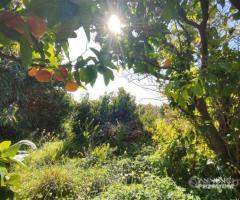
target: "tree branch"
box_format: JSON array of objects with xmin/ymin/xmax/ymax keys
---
[
  {"xmin": 177, "ymin": 2, "xmax": 200, "ymax": 29},
  {"xmin": 195, "ymin": 98, "xmax": 234, "ymax": 162},
  {"xmin": 199, "ymin": 0, "xmax": 209, "ymax": 69}
]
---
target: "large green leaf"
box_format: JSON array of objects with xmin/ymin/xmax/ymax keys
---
[
  {"xmin": 1, "ymin": 144, "xmax": 20, "ymax": 158},
  {"xmin": 97, "ymin": 65, "xmax": 114, "ymax": 85},
  {"xmin": 79, "ymin": 66, "xmax": 97, "ymax": 85},
  {"xmin": 0, "ymin": 141, "xmax": 11, "ymax": 151}
]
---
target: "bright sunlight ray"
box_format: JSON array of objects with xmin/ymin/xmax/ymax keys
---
[{"xmin": 107, "ymin": 14, "xmax": 121, "ymax": 34}]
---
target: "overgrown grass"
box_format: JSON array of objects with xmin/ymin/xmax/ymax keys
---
[{"xmin": 16, "ymin": 141, "xmax": 201, "ymax": 200}]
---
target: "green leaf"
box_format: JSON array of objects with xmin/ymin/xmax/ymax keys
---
[
  {"xmin": 90, "ymin": 48, "xmax": 101, "ymax": 58},
  {"xmin": 62, "ymin": 41, "xmax": 70, "ymax": 60},
  {"xmin": 6, "ymin": 174, "xmax": 20, "ymax": 187},
  {"xmin": 9, "ymin": 158, "xmax": 26, "ymax": 169},
  {"xmin": 0, "ymin": 141, "xmax": 11, "ymax": 151},
  {"xmin": 0, "ymin": 166, "xmax": 7, "ymax": 174},
  {"xmin": 79, "ymin": 66, "xmax": 97, "ymax": 84},
  {"xmin": 20, "ymin": 37, "xmax": 32, "ymax": 68},
  {"xmin": 232, "ymin": 12, "xmax": 240, "ymax": 20},
  {"xmin": 2, "ymin": 144, "xmax": 20, "ymax": 158},
  {"xmin": 75, "ymin": 57, "xmax": 90, "ymax": 69},
  {"xmin": 0, "ymin": 31, "xmax": 10, "ymax": 46},
  {"xmin": 97, "ymin": 66, "xmax": 114, "ymax": 85},
  {"xmin": 190, "ymin": 81, "xmax": 203, "ymax": 97}
]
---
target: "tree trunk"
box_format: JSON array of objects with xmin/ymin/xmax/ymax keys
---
[{"xmin": 195, "ymin": 98, "xmax": 238, "ymax": 166}]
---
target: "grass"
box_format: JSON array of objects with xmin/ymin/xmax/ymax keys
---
[{"xmin": 15, "ymin": 140, "xmax": 200, "ymax": 200}]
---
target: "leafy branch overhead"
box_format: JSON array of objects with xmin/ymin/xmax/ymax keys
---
[
  {"xmin": 92, "ymin": 0, "xmax": 240, "ymax": 171},
  {"xmin": 0, "ymin": 0, "xmax": 115, "ymax": 91}
]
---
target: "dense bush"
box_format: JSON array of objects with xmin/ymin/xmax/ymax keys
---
[
  {"xmin": 0, "ymin": 65, "xmax": 74, "ymax": 142},
  {"xmin": 72, "ymin": 88, "xmax": 148, "ymax": 152},
  {"xmin": 4, "ymin": 87, "xmax": 237, "ymax": 199},
  {"xmin": 25, "ymin": 141, "xmax": 64, "ymax": 166},
  {"xmin": 94, "ymin": 176, "xmax": 199, "ymax": 200},
  {"xmin": 17, "ymin": 142, "xmax": 201, "ymax": 200}
]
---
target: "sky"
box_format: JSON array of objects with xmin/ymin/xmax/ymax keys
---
[{"xmin": 68, "ymin": 28, "xmax": 164, "ymax": 106}]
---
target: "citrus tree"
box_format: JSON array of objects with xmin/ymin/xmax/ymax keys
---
[
  {"xmin": 1, "ymin": 0, "xmax": 240, "ymax": 171},
  {"xmin": 0, "ymin": 0, "xmax": 115, "ymax": 91},
  {"xmin": 0, "ymin": 63, "xmax": 74, "ymax": 142},
  {"xmin": 91, "ymin": 0, "xmax": 240, "ymax": 171}
]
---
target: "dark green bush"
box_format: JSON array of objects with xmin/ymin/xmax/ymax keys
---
[
  {"xmin": 0, "ymin": 64, "xmax": 74, "ymax": 142},
  {"xmin": 72, "ymin": 88, "xmax": 148, "ymax": 151}
]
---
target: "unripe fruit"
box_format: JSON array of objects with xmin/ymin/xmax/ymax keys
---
[
  {"xmin": 54, "ymin": 67, "xmax": 68, "ymax": 81},
  {"xmin": 65, "ymin": 80, "xmax": 78, "ymax": 92},
  {"xmin": 35, "ymin": 69, "xmax": 52, "ymax": 82},
  {"xmin": 28, "ymin": 67, "xmax": 38, "ymax": 77},
  {"xmin": 27, "ymin": 16, "xmax": 46, "ymax": 38}
]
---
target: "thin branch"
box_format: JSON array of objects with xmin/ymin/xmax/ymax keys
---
[{"xmin": 177, "ymin": 1, "xmax": 200, "ymax": 29}]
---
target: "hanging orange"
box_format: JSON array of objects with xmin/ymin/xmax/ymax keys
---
[
  {"xmin": 65, "ymin": 81, "xmax": 78, "ymax": 92},
  {"xmin": 27, "ymin": 16, "xmax": 46, "ymax": 38},
  {"xmin": 35, "ymin": 69, "xmax": 52, "ymax": 83},
  {"xmin": 28, "ymin": 67, "xmax": 38, "ymax": 77}
]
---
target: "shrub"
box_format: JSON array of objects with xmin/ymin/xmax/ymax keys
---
[
  {"xmin": 0, "ymin": 65, "xmax": 75, "ymax": 142},
  {"xmin": 90, "ymin": 144, "xmax": 114, "ymax": 163},
  {"xmin": 25, "ymin": 141, "xmax": 64, "ymax": 166},
  {"xmin": 75, "ymin": 167, "xmax": 110, "ymax": 199},
  {"xmin": 18, "ymin": 166, "xmax": 78, "ymax": 200},
  {"xmin": 142, "ymin": 175, "xmax": 200, "ymax": 200},
  {"xmin": 94, "ymin": 183, "xmax": 144, "ymax": 200},
  {"xmin": 94, "ymin": 175, "xmax": 199, "ymax": 200},
  {"xmin": 72, "ymin": 88, "xmax": 146, "ymax": 152}
]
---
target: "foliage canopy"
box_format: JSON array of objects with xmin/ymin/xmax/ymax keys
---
[{"xmin": 0, "ymin": 0, "xmax": 240, "ymax": 176}]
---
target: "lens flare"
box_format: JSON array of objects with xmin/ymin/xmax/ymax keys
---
[{"xmin": 107, "ymin": 15, "xmax": 121, "ymax": 34}]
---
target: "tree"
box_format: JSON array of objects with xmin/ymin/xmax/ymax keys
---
[
  {"xmin": 0, "ymin": 0, "xmax": 115, "ymax": 90},
  {"xmin": 91, "ymin": 0, "xmax": 240, "ymax": 171},
  {"xmin": 0, "ymin": 0, "xmax": 240, "ymax": 171}
]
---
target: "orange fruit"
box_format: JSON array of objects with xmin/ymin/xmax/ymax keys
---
[
  {"xmin": 65, "ymin": 80, "xmax": 78, "ymax": 92},
  {"xmin": 54, "ymin": 67, "xmax": 68, "ymax": 81},
  {"xmin": 28, "ymin": 67, "xmax": 39, "ymax": 77},
  {"xmin": 35, "ymin": 69, "xmax": 52, "ymax": 82},
  {"xmin": 0, "ymin": 11, "xmax": 25, "ymax": 34},
  {"xmin": 27, "ymin": 16, "xmax": 46, "ymax": 38}
]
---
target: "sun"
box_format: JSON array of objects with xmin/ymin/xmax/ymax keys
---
[{"xmin": 107, "ymin": 15, "xmax": 121, "ymax": 34}]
